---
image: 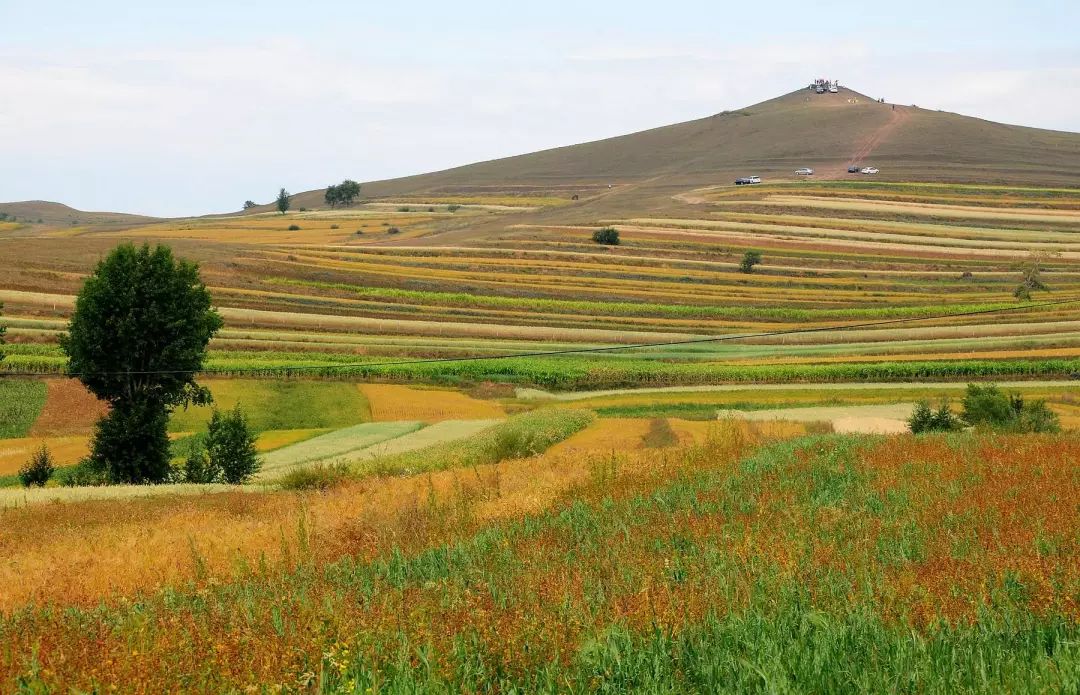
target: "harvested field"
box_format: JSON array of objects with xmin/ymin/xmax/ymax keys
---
[
  {"xmin": 716, "ymin": 402, "xmax": 916, "ymax": 434},
  {"xmin": 359, "ymin": 383, "xmax": 505, "ymax": 421},
  {"xmin": 544, "ymin": 417, "xmax": 654, "ymax": 456},
  {"xmin": 0, "ymin": 435, "xmax": 89, "ymax": 475},
  {"xmin": 28, "ymin": 379, "xmax": 108, "ymax": 436}
]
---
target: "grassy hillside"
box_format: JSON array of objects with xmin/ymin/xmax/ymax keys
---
[
  {"xmin": 282, "ymin": 87, "xmax": 1080, "ymax": 212},
  {"xmin": 0, "ymin": 200, "xmax": 159, "ymax": 227}
]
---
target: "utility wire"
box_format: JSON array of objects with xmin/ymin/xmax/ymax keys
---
[{"xmin": 2, "ymin": 296, "xmax": 1079, "ymax": 379}]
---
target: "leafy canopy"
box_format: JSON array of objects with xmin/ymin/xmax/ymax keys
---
[
  {"xmin": 61, "ymin": 243, "xmax": 223, "ymax": 409},
  {"xmin": 592, "ymin": 227, "xmax": 620, "ymax": 245},
  {"xmin": 325, "ymin": 179, "xmax": 362, "ymax": 208}
]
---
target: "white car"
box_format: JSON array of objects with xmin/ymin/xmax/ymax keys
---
[
  {"xmin": 748, "ymin": 175, "xmax": 762, "ymax": 184},
  {"xmin": 860, "ymin": 167, "xmax": 879, "ymax": 174},
  {"xmin": 795, "ymin": 168, "xmax": 814, "ymax": 176},
  {"xmin": 828, "ymin": 84, "xmax": 838, "ymax": 93}
]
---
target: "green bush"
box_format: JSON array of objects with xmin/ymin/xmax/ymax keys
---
[
  {"xmin": 57, "ymin": 459, "xmax": 109, "ymax": 487},
  {"xmin": 18, "ymin": 445, "xmax": 55, "ymax": 487},
  {"xmin": 182, "ymin": 441, "xmax": 220, "ymax": 484},
  {"xmin": 740, "ymin": 250, "xmax": 763, "ymax": 274},
  {"xmin": 592, "ymin": 227, "xmax": 620, "ymax": 245},
  {"xmin": 206, "ymin": 406, "xmax": 261, "ymax": 484},
  {"xmin": 387, "ymin": 227, "xmax": 401, "ymax": 235},
  {"xmin": 447, "ymin": 205, "xmax": 461, "ymax": 213},
  {"xmin": 287, "ymin": 224, "xmax": 301, "ymax": 231},
  {"xmin": 908, "ymin": 400, "xmax": 961, "ymax": 434},
  {"xmin": 961, "ymin": 384, "xmax": 1060, "ymax": 433}
]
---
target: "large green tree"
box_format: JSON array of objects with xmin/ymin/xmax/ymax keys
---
[{"xmin": 61, "ymin": 244, "xmax": 223, "ymax": 483}]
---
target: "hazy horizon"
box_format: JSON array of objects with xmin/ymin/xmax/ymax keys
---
[{"xmin": 2, "ymin": 0, "xmax": 1077, "ymax": 217}]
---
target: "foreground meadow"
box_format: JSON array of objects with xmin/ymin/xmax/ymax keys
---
[{"xmin": 1, "ymin": 423, "xmax": 1077, "ymax": 692}]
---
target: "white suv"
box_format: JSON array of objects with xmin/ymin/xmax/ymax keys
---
[
  {"xmin": 860, "ymin": 167, "xmax": 879, "ymax": 174},
  {"xmin": 795, "ymin": 168, "xmax": 814, "ymax": 176}
]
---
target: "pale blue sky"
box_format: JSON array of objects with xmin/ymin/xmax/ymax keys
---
[{"xmin": 2, "ymin": 1, "xmax": 1077, "ymax": 216}]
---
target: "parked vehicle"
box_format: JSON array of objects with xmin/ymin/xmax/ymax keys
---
[
  {"xmin": 795, "ymin": 168, "xmax": 814, "ymax": 176},
  {"xmin": 847, "ymin": 165, "xmax": 860, "ymax": 173},
  {"xmin": 815, "ymin": 86, "xmax": 826, "ymax": 94},
  {"xmin": 828, "ymin": 84, "xmax": 839, "ymax": 93},
  {"xmin": 860, "ymin": 167, "xmax": 879, "ymax": 174},
  {"xmin": 735, "ymin": 176, "xmax": 762, "ymax": 185}
]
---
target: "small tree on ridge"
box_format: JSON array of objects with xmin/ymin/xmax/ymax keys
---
[{"xmin": 276, "ymin": 188, "xmax": 291, "ymax": 215}]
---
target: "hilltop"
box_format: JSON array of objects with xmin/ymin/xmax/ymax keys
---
[
  {"xmin": 0, "ymin": 200, "xmax": 158, "ymax": 228},
  {"xmin": 281, "ymin": 86, "xmax": 1080, "ymax": 215}
]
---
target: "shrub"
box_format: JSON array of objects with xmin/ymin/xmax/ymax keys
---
[
  {"xmin": 592, "ymin": 227, "xmax": 620, "ymax": 245},
  {"xmin": 277, "ymin": 462, "xmax": 351, "ymax": 491},
  {"xmin": 961, "ymin": 384, "xmax": 1017, "ymax": 428},
  {"xmin": 243, "ymin": 200, "xmax": 257, "ymax": 210},
  {"xmin": 56, "ymin": 459, "xmax": 109, "ymax": 487},
  {"xmin": 19, "ymin": 445, "xmax": 55, "ymax": 487},
  {"xmin": 428, "ymin": 207, "xmax": 435, "ymax": 212},
  {"xmin": 330, "ymin": 224, "xmax": 340, "ymax": 229},
  {"xmin": 287, "ymin": 224, "xmax": 301, "ymax": 231},
  {"xmin": 387, "ymin": 227, "xmax": 401, "ymax": 235},
  {"xmin": 1015, "ymin": 400, "xmax": 1061, "ymax": 433},
  {"xmin": 908, "ymin": 400, "xmax": 960, "ymax": 433},
  {"xmin": 961, "ymin": 384, "xmax": 1060, "ymax": 433},
  {"xmin": 447, "ymin": 205, "xmax": 461, "ymax": 213},
  {"xmin": 206, "ymin": 406, "xmax": 261, "ymax": 484},
  {"xmin": 398, "ymin": 207, "xmax": 411, "ymax": 212},
  {"xmin": 740, "ymin": 250, "xmax": 763, "ymax": 274},
  {"xmin": 182, "ymin": 442, "xmax": 220, "ymax": 484}
]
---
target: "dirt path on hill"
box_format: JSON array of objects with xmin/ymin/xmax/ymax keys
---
[{"xmin": 849, "ymin": 105, "xmax": 910, "ymax": 167}]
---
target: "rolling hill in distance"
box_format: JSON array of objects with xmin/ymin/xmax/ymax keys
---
[
  {"xmin": 4, "ymin": 84, "xmax": 1079, "ymax": 223},
  {"xmin": 278, "ymin": 85, "xmax": 1080, "ymax": 220}
]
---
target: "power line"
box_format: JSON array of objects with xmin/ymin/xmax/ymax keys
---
[{"xmin": 2, "ymin": 296, "xmax": 1079, "ymax": 379}]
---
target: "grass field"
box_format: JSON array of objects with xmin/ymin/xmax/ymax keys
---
[{"xmin": 0, "ymin": 425, "xmax": 1076, "ymax": 690}]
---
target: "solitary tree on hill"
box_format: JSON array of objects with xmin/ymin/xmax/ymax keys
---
[
  {"xmin": 243, "ymin": 200, "xmax": 257, "ymax": 210},
  {"xmin": 61, "ymin": 243, "xmax": 223, "ymax": 483},
  {"xmin": 740, "ymin": 250, "xmax": 762, "ymax": 274},
  {"xmin": 1014, "ymin": 251, "xmax": 1054, "ymax": 301},
  {"xmin": 592, "ymin": 227, "xmax": 620, "ymax": 245},
  {"xmin": 325, "ymin": 179, "xmax": 362, "ymax": 208},
  {"xmin": 276, "ymin": 188, "xmax": 291, "ymax": 215}
]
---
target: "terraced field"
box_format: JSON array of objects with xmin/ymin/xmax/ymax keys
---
[{"xmin": 3, "ymin": 183, "xmax": 1079, "ymax": 392}]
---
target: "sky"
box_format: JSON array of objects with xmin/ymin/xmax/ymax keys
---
[{"xmin": 1, "ymin": 1, "xmax": 1077, "ymax": 217}]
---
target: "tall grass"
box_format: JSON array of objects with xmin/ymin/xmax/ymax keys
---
[{"xmin": 1, "ymin": 431, "xmax": 1076, "ymax": 690}]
